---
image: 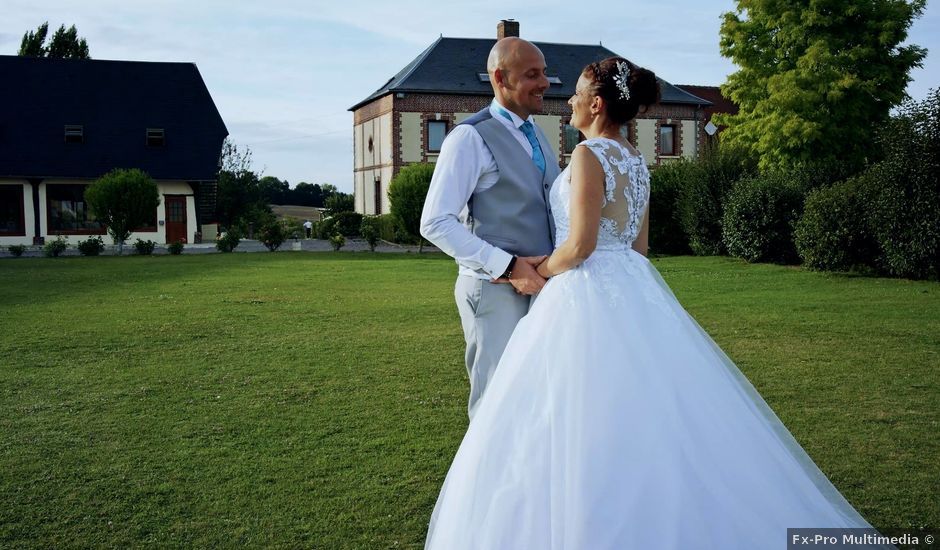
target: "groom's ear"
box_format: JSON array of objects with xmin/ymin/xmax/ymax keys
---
[{"xmin": 492, "ymin": 68, "xmax": 508, "ymax": 88}]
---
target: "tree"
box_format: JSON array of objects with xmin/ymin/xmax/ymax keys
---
[
  {"xmin": 717, "ymin": 0, "xmax": 926, "ymax": 171},
  {"xmin": 324, "ymin": 192, "xmax": 354, "ymax": 217},
  {"xmin": 291, "ymin": 182, "xmax": 324, "ymax": 206},
  {"xmin": 18, "ymin": 22, "xmax": 48, "ymax": 57},
  {"xmin": 215, "ymin": 139, "xmax": 270, "ymax": 232},
  {"xmin": 258, "ymin": 176, "xmax": 289, "ymax": 205},
  {"xmin": 84, "ymin": 169, "xmax": 160, "ymax": 255},
  {"xmin": 18, "ymin": 22, "xmax": 90, "ymax": 59},
  {"xmin": 388, "ymin": 163, "xmax": 434, "ymax": 252}
]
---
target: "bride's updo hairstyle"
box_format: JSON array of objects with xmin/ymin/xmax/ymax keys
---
[{"xmin": 582, "ymin": 57, "xmax": 660, "ymax": 124}]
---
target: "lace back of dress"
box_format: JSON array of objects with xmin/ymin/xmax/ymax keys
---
[{"xmin": 581, "ymin": 138, "xmax": 650, "ymax": 249}]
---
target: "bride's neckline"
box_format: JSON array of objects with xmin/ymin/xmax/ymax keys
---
[{"xmin": 588, "ymin": 136, "xmax": 641, "ymax": 158}]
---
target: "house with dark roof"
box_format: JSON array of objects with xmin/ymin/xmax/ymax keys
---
[
  {"xmin": 673, "ymin": 84, "xmax": 739, "ymax": 136},
  {"xmin": 0, "ymin": 55, "xmax": 228, "ymax": 247},
  {"xmin": 348, "ymin": 20, "xmax": 714, "ymax": 215}
]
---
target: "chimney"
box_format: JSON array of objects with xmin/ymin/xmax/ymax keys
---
[{"xmin": 497, "ymin": 19, "xmax": 519, "ymax": 40}]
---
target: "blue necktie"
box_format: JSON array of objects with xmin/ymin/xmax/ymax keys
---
[
  {"xmin": 496, "ymin": 107, "xmax": 546, "ymax": 174},
  {"xmin": 520, "ymin": 121, "xmax": 546, "ymax": 175}
]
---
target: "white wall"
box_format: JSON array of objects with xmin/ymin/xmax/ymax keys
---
[
  {"xmin": 454, "ymin": 112, "xmax": 474, "ymax": 124},
  {"xmin": 533, "ymin": 115, "xmax": 562, "ymax": 161},
  {"xmin": 400, "ymin": 112, "xmax": 422, "ymax": 164},
  {"xmin": 682, "ymin": 120, "xmax": 698, "ymax": 159},
  {"xmin": 354, "ymin": 112, "xmax": 395, "ymax": 215},
  {"xmin": 635, "ymin": 119, "xmax": 657, "ymax": 161}
]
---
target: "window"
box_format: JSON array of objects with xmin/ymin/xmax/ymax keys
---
[
  {"xmin": 64, "ymin": 125, "xmax": 83, "ymax": 144},
  {"xmin": 146, "ymin": 128, "xmax": 165, "ymax": 147},
  {"xmin": 427, "ymin": 121, "xmax": 447, "ymax": 152},
  {"xmin": 0, "ymin": 185, "xmax": 26, "ymax": 236},
  {"xmin": 47, "ymin": 184, "xmax": 104, "ymax": 234},
  {"xmin": 134, "ymin": 205, "xmax": 158, "ymax": 232},
  {"xmin": 660, "ymin": 124, "xmax": 677, "ymax": 156},
  {"xmin": 563, "ymin": 124, "xmax": 583, "ymax": 155}
]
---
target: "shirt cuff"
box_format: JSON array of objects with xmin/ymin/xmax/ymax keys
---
[{"xmin": 485, "ymin": 247, "xmax": 514, "ymax": 279}]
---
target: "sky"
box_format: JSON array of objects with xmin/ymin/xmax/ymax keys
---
[{"xmin": 5, "ymin": 1, "xmax": 938, "ymax": 193}]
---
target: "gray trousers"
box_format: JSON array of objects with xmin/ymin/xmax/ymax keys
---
[{"xmin": 454, "ymin": 274, "xmax": 532, "ymax": 419}]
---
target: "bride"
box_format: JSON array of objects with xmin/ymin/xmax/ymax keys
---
[{"xmin": 424, "ymin": 57, "xmax": 888, "ymax": 549}]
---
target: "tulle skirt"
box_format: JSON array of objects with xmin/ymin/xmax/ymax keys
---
[{"xmin": 425, "ymin": 249, "xmax": 882, "ymax": 550}]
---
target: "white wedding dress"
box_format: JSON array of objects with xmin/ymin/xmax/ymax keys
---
[{"xmin": 425, "ymin": 138, "xmax": 885, "ymax": 550}]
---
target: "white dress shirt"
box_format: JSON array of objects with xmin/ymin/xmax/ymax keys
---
[{"xmin": 420, "ymin": 100, "xmax": 539, "ymax": 279}]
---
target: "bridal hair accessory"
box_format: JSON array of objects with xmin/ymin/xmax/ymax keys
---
[{"xmin": 613, "ymin": 60, "xmax": 631, "ymax": 101}]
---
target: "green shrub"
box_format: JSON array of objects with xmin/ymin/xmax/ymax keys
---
[
  {"xmin": 77, "ymin": 236, "xmax": 105, "ymax": 257},
  {"xmin": 7, "ymin": 244, "xmax": 26, "ymax": 257},
  {"xmin": 318, "ymin": 211, "xmax": 363, "ymax": 238},
  {"xmin": 374, "ymin": 213, "xmax": 416, "ymax": 244},
  {"xmin": 329, "ymin": 233, "xmax": 345, "ymax": 251},
  {"xmin": 167, "ymin": 241, "xmax": 184, "ymax": 255},
  {"xmin": 43, "ymin": 236, "xmax": 68, "ymax": 257},
  {"xmin": 795, "ymin": 174, "xmax": 880, "ymax": 272},
  {"xmin": 389, "ymin": 163, "xmax": 434, "ymax": 243},
  {"xmin": 216, "ymin": 230, "xmax": 241, "ymax": 253},
  {"xmin": 258, "ymin": 220, "xmax": 287, "ymax": 252},
  {"xmin": 281, "ymin": 216, "xmax": 305, "ymax": 240},
  {"xmin": 866, "ymin": 91, "xmax": 940, "ymax": 280},
  {"xmin": 134, "ymin": 239, "xmax": 156, "ymax": 255},
  {"xmin": 677, "ymin": 146, "xmax": 756, "ymax": 256},
  {"xmin": 721, "ymin": 171, "xmax": 804, "ymax": 264},
  {"xmin": 360, "ymin": 217, "xmax": 380, "ymax": 252},
  {"xmin": 649, "ymin": 160, "xmax": 694, "ymax": 255}
]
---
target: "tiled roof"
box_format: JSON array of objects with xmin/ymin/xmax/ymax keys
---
[
  {"xmin": 675, "ymin": 85, "xmax": 738, "ymax": 121},
  {"xmin": 350, "ymin": 37, "xmax": 710, "ymax": 111},
  {"xmin": 0, "ymin": 55, "xmax": 228, "ymax": 181}
]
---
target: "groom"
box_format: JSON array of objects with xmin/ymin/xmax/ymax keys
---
[{"xmin": 420, "ymin": 37, "xmax": 560, "ymax": 418}]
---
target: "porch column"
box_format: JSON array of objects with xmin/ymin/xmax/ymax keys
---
[{"xmin": 28, "ymin": 178, "xmax": 42, "ymax": 245}]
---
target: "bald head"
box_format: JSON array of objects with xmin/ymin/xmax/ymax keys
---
[{"xmin": 487, "ymin": 37, "xmax": 543, "ymax": 75}]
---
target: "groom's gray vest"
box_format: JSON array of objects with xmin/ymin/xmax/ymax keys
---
[{"xmin": 460, "ymin": 108, "xmax": 559, "ymax": 267}]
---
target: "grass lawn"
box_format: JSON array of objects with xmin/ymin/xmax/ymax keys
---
[{"xmin": 1, "ymin": 252, "xmax": 937, "ymax": 549}]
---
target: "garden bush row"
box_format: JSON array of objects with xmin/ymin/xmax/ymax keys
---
[
  {"xmin": 649, "ymin": 91, "xmax": 939, "ymax": 280},
  {"xmin": 7, "ymin": 237, "xmax": 186, "ymax": 257}
]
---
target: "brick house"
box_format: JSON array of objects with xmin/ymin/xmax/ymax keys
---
[
  {"xmin": 0, "ymin": 55, "xmax": 228, "ymax": 247},
  {"xmin": 349, "ymin": 20, "xmax": 714, "ymax": 215}
]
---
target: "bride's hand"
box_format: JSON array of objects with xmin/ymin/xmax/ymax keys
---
[{"xmin": 507, "ymin": 256, "xmax": 548, "ymax": 295}]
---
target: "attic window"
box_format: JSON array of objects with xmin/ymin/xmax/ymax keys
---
[
  {"xmin": 477, "ymin": 73, "xmax": 561, "ymax": 84},
  {"xmin": 64, "ymin": 125, "xmax": 84, "ymax": 144},
  {"xmin": 147, "ymin": 128, "xmax": 166, "ymax": 147}
]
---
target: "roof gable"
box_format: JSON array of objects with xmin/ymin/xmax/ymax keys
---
[
  {"xmin": 0, "ymin": 55, "xmax": 228, "ymax": 181},
  {"xmin": 350, "ymin": 37, "xmax": 710, "ymax": 110}
]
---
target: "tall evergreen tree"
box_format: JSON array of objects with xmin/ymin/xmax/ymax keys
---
[
  {"xmin": 717, "ymin": 0, "xmax": 926, "ymax": 171},
  {"xmin": 18, "ymin": 22, "xmax": 48, "ymax": 57},
  {"xmin": 47, "ymin": 24, "xmax": 90, "ymax": 59},
  {"xmin": 17, "ymin": 22, "xmax": 90, "ymax": 59}
]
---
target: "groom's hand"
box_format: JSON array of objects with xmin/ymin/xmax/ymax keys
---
[{"xmin": 496, "ymin": 255, "xmax": 547, "ymax": 295}]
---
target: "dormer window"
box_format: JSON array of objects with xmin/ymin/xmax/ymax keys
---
[
  {"xmin": 64, "ymin": 125, "xmax": 83, "ymax": 144},
  {"xmin": 147, "ymin": 128, "xmax": 165, "ymax": 147}
]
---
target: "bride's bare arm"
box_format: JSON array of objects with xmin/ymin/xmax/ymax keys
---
[{"xmin": 536, "ymin": 146, "xmax": 604, "ymax": 278}]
